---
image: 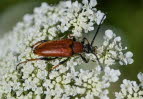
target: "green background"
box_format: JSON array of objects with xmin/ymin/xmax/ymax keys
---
[{"xmin": 0, "ymin": 0, "xmax": 143, "ymax": 98}]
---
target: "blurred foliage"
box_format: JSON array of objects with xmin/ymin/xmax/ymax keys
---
[{"xmin": 0, "ymin": 0, "xmax": 143, "ymax": 98}]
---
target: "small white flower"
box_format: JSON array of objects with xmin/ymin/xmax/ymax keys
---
[
  {"xmin": 90, "ymin": 0, "xmax": 97, "ymax": 7},
  {"xmin": 82, "ymin": 0, "xmax": 88, "ymax": 5},
  {"xmin": 35, "ymin": 95, "xmax": 41, "ymax": 99},
  {"xmin": 119, "ymin": 51, "xmax": 134, "ymax": 65},
  {"xmin": 105, "ymin": 29, "xmax": 114, "ymax": 39},
  {"xmin": 66, "ymin": 1, "xmax": 72, "ymax": 8},
  {"xmin": 138, "ymin": 72, "xmax": 143, "ymax": 87},
  {"xmin": 96, "ymin": 11, "xmax": 106, "ymax": 25},
  {"xmin": 125, "ymin": 51, "xmax": 134, "ymax": 64},
  {"xmin": 103, "ymin": 67, "xmax": 121, "ymax": 82},
  {"xmin": 114, "ymin": 36, "xmax": 121, "ymax": 42}
]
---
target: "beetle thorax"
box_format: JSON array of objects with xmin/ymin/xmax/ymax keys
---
[{"xmin": 72, "ymin": 42, "xmax": 84, "ymax": 53}]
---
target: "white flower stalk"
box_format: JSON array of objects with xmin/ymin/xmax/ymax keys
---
[
  {"xmin": 0, "ymin": 0, "xmax": 134, "ymax": 99},
  {"xmin": 115, "ymin": 72, "xmax": 143, "ymax": 99}
]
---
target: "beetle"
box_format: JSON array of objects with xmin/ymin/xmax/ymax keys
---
[{"xmin": 17, "ymin": 15, "xmax": 105, "ymax": 70}]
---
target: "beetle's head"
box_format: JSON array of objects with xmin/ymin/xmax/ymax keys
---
[{"xmin": 83, "ymin": 44, "xmax": 95, "ymax": 53}]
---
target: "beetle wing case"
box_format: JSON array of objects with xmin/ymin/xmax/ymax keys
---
[{"xmin": 33, "ymin": 39, "xmax": 73, "ymax": 57}]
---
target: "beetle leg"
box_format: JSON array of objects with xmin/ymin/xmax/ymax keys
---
[
  {"xmin": 81, "ymin": 37, "xmax": 90, "ymax": 45},
  {"xmin": 92, "ymin": 53, "xmax": 104, "ymax": 71},
  {"xmin": 72, "ymin": 37, "xmax": 76, "ymax": 41},
  {"xmin": 16, "ymin": 57, "xmax": 57, "ymax": 70},
  {"xmin": 67, "ymin": 34, "xmax": 76, "ymax": 41},
  {"xmin": 50, "ymin": 58, "xmax": 69, "ymax": 70},
  {"xmin": 79, "ymin": 54, "xmax": 88, "ymax": 63},
  {"xmin": 31, "ymin": 40, "xmax": 48, "ymax": 49}
]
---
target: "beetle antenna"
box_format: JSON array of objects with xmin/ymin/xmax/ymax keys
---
[{"xmin": 91, "ymin": 14, "xmax": 106, "ymax": 46}]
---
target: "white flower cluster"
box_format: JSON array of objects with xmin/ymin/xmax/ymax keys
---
[
  {"xmin": 115, "ymin": 72, "xmax": 143, "ymax": 99},
  {"xmin": 96, "ymin": 29, "xmax": 134, "ymax": 66},
  {"xmin": 0, "ymin": 0, "xmax": 134, "ymax": 99}
]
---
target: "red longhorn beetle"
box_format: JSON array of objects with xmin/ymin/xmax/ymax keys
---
[{"xmin": 17, "ymin": 15, "xmax": 105, "ymax": 70}]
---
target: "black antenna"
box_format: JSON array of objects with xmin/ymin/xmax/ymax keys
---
[{"xmin": 91, "ymin": 15, "xmax": 106, "ymax": 46}]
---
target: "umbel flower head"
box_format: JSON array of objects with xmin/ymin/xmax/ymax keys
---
[
  {"xmin": 0, "ymin": 0, "xmax": 134, "ymax": 99},
  {"xmin": 115, "ymin": 72, "xmax": 143, "ymax": 99}
]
